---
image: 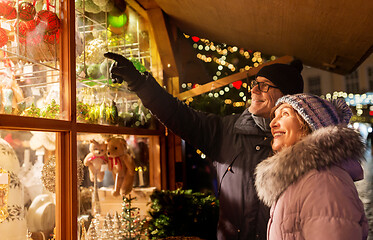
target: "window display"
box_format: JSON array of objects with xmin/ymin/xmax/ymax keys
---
[
  {"xmin": 75, "ymin": 1, "xmax": 152, "ymax": 128},
  {"xmin": 0, "ymin": 130, "xmax": 57, "ymax": 240},
  {"xmin": 0, "ymin": 0, "xmax": 63, "ymax": 119},
  {"xmin": 78, "ymin": 133, "xmax": 156, "ymax": 239},
  {"xmin": 0, "ymin": 0, "xmax": 165, "ymax": 239}
]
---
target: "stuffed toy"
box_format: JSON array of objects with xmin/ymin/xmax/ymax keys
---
[
  {"xmin": 83, "ymin": 139, "xmax": 107, "ymax": 182},
  {"xmin": 106, "ymin": 137, "xmax": 135, "ymax": 196}
]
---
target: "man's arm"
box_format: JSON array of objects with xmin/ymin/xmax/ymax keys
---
[{"xmin": 104, "ymin": 52, "xmax": 223, "ymax": 157}]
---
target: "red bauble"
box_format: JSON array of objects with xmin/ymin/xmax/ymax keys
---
[
  {"xmin": 44, "ymin": 29, "xmax": 60, "ymax": 44},
  {"xmin": 0, "ymin": 1, "xmax": 17, "ymax": 19},
  {"xmin": 18, "ymin": 2, "xmax": 36, "ymax": 21},
  {"xmin": 14, "ymin": 19, "xmax": 36, "ymax": 37},
  {"xmin": 28, "ymin": 32, "xmax": 42, "ymax": 45},
  {"xmin": 15, "ymin": 19, "xmax": 38, "ymax": 44},
  {"xmin": 1, "ymin": 1, "xmax": 17, "ymax": 19},
  {"xmin": 35, "ymin": 10, "xmax": 60, "ymax": 35},
  {"xmin": 19, "ymin": 30, "xmax": 42, "ymax": 45},
  {"xmin": 14, "ymin": 20, "xmax": 28, "ymax": 37},
  {"xmin": 0, "ymin": 28, "xmax": 8, "ymax": 47}
]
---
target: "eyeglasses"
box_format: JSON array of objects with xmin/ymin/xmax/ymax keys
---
[{"xmin": 250, "ymin": 79, "xmax": 279, "ymax": 93}]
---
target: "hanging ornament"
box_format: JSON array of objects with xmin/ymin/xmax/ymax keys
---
[
  {"xmin": 18, "ymin": 2, "xmax": 36, "ymax": 21},
  {"xmin": 41, "ymin": 155, "xmax": 56, "ymax": 193},
  {"xmin": 0, "ymin": 28, "xmax": 8, "ymax": 48},
  {"xmin": 108, "ymin": 25, "xmax": 124, "ymax": 35},
  {"xmin": 44, "ymin": 29, "xmax": 60, "ymax": 44},
  {"xmin": 108, "ymin": 13, "xmax": 127, "ymax": 28},
  {"xmin": 80, "ymin": 219, "xmax": 87, "ymax": 240},
  {"xmin": 14, "ymin": 19, "xmax": 37, "ymax": 44},
  {"xmin": 0, "ymin": 1, "xmax": 17, "ymax": 19},
  {"xmin": 35, "ymin": 10, "xmax": 60, "ymax": 35},
  {"xmin": 41, "ymin": 156, "xmax": 84, "ymax": 193},
  {"xmin": 0, "ymin": 168, "xmax": 10, "ymax": 223}
]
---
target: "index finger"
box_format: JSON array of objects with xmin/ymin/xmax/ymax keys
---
[{"xmin": 104, "ymin": 52, "xmax": 130, "ymax": 64}]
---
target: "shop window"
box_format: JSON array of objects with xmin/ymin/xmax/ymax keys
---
[
  {"xmin": 368, "ymin": 67, "xmax": 373, "ymax": 91},
  {"xmin": 0, "ymin": 130, "xmax": 57, "ymax": 239},
  {"xmin": 308, "ymin": 76, "xmax": 321, "ymax": 96},
  {"xmin": 345, "ymin": 70, "xmax": 359, "ymax": 93}
]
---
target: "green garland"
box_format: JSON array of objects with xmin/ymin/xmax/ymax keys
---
[{"xmin": 147, "ymin": 189, "xmax": 219, "ymax": 240}]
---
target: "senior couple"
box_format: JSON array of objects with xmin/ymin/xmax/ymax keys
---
[{"xmin": 105, "ymin": 52, "xmax": 368, "ymax": 240}]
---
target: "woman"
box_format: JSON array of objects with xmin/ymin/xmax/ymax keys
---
[{"xmin": 255, "ymin": 93, "xmax": 369, "ymax": 240}]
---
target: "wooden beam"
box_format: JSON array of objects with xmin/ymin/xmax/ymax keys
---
[
  {"xmin": 126, "ymin": 0, "xmax": 149, "ymax": 21},
  {"xmin": 146, "ymin": 7, "xmax": 179, "ymax": 77},
  {"xmin": 177, "ymin": 56, "xmax": 294, "ymax": 100}
]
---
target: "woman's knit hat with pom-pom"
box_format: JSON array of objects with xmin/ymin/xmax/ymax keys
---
[
  {"xmin": 275, "ymin": 93, "xmax": 352, "ymax": 131},
  {"xmin": 256, "ymin": 59, "xmax": 304, "ymax": 95}
]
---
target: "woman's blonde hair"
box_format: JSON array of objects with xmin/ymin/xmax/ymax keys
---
[{"xmin": 270, "ymin": 103, "xmax": 312, "ymax": 137}]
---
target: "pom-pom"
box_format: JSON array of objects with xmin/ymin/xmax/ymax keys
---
[
  {"xmin": 289, "ymin": 59, "xmax": 303, "ymax": 73},
  {"xmin": 18, "ymin": 2, "xmax": 36, "ymax": 21},
  {"xmin": 331, "ymin": 98, "xmax": 352, "ymax": 124},
  {"xmin": 0, "ymin": 28, "xmax": 8, "ymax": 47}
]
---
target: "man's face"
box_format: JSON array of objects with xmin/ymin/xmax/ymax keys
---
[{"xmin": 248, "ymin": 76, "xmax": 283, "ymax": 118}]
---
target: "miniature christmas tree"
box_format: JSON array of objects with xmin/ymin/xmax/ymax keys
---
[
  {"xmin": 87, "ymin": 218, "xmax": 99, "ymax": 240},
  {"xmin": 113, "ymin": 211, "xmax": 123, "ymax": 239},
  {"xmin": 121, "ymin": 195, "xmax": 147, "ymax": 240}
]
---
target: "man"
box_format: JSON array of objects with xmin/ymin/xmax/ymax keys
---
[{"xmin": 104, "ymin": 52, "xmax": 304, "ymax": 240}]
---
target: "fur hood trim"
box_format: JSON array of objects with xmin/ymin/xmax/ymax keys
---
[{"xmin": 255, "ymin": 125, "xmax": 365, "ymax": 206}]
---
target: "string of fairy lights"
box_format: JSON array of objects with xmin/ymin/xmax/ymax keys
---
[
  {"xmin": 183, "ymin": 33, "xmax": 276, "ymax": 81},
  {"xmin": 324, "ymin": 91, "xmax": 373, "ymax": 120},
  {"xmin": 180, "ymin": 35, "xmax": 373, "ymax": 158},
  {"xmin": 181, "ymin": 34, "xmax": 280, "ymax": 110}
]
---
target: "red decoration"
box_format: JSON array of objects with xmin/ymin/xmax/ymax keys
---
[
  {"xmin": 28, "ymin": 33, "xmax": 42, "ymax": 45},
  {"xmin": 18, "ymin": 2, "xmax": 36, "ymax": 21},
  {"xmin": 0, "ymin": 28, "xmax": 8, "ymax": 47},
  {"xmin": 43, "ymin": 29, "xmax": 60, "ymax": 44},
  {"xmin": 232, "ymin": 80, "xmax": 242, "ymax": 90},
  {"xmin": 14, "ymin": 19, "xmax": 37, "ymax": 43},
  {"xmin": 191, "ymin": 36, "xmax": 200, "ymax": 42},
  {"xmin": 35, "ymin": 10, "xmax": 60, "ymax": 35},
  {"xmin": 0, "ymin": 1, "xmax": 17, "ymax": 19},
  {"xmin": 14, "ymin": 20, "xmax": 43, "ymax": 44}
]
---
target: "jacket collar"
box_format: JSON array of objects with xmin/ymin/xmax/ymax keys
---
[
  {"xmin": 234, "ymin": 109, "xmax": 272, "ymax": 137},
  {"xmin": 255, "ymin": 126, "xmax": 365, "ymax": 206}
]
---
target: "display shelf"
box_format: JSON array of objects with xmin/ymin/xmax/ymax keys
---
[
  {"xmin": 75, "ymin": 3, "xmax": 153, "ymax": 128},
  {"xmin": 0, "ymin": 0, "xmax": 62, "ymax": 120}
]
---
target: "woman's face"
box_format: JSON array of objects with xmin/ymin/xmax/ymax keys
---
[{"xmin": 270, "ymin": 103, "xmax": 304, "ymax": 152}]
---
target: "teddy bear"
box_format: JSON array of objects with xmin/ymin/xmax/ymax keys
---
[
  {"xmin": 106, "ymin": 137, "xmax": 135, "ymax": 196},
  {"xmin": 83, "ymin": 139, "xmax": 107, "ymax": 182}
]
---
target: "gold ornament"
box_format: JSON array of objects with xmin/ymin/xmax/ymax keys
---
[
  {"xmin": 80, "ymin": 219, "xmax": 87, "ymax": 240},
  {"xmin": 41, "ymin": 156, "xmax": 84, "ymax": 193},
  {"xmin": 0, "ymin": 168, "xmax": 9, "ymax": 223}
]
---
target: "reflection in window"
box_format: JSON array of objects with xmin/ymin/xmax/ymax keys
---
[
  {"xmin": 345, "ymin": 70, "xmax": 359, "ymax": 93},
  {"xmin": 78, "ymin": 133, "xmax": 154, "ymax": 238},
  {"xmin": 368, "ymin": 67, "xmax": 373, "ymax": 91},
  {"xmin": 308, "ymin": 76, "xmax": 321, "ymax": 96}
]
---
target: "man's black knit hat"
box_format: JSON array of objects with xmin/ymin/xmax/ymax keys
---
[{"xmin": 256, "ymin": 59, "xmax": 304, "ymax": 95}]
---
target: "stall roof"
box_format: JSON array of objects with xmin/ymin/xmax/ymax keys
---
[{"xmin": 139, "ymin": 0, "xmax": 373, "ymax": 75}]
